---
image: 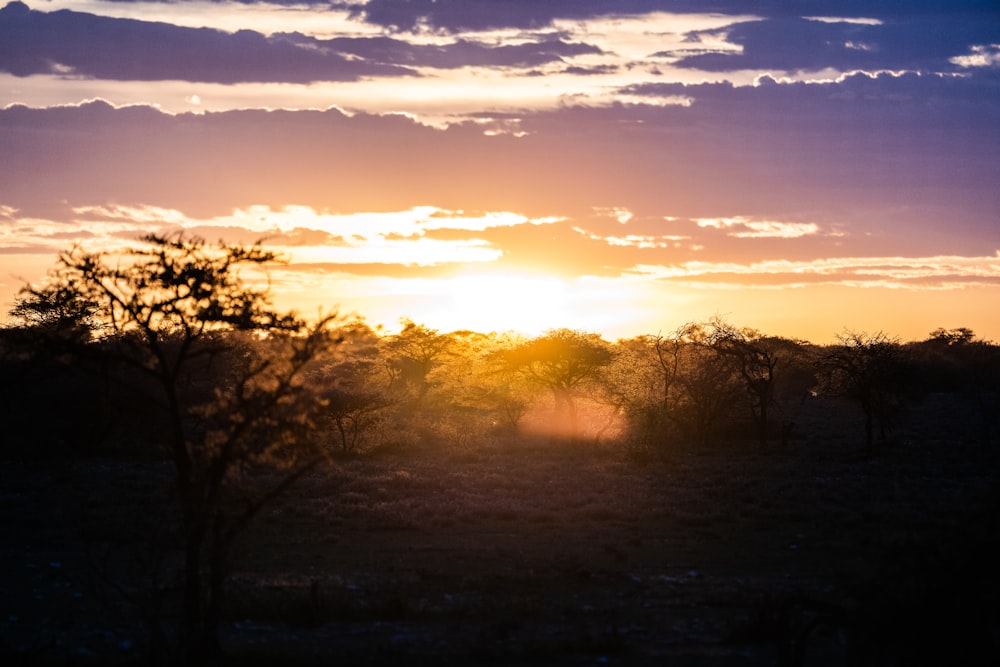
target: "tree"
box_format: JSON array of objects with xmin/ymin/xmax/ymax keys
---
[
  {"xmin": 8, "ymin": 275, "xmax": 99, "ymax": 344},
  {"xmin": 471, "ymin": 332, "xmax": 540, "ymax": 435},
  {"xmin": 3, "ymin": 274, "xmax": 112, "ymax": 453},
  {"xmin": 597, "ymin": 335, "xmax": 674, "ymax": 456},
  {"xmin": 669, "ymin": 325, "xmax": 743, "ymax": 448},
  {"xmin": 913, "ymin": 328, "xmax": 1000, "ymax": 446},
  {"xmin": 310, "ymin": 321, "xmax": 392, "ymax": 454},
  {"xmin": 705, "ymin": 318, "xmax": 808, "ymax": 449},
  {"xmin": 621, "ymin": 323, "xmax": 742, "ymax": 450},
  {"xmin": 927, "ymin": 327, "xmax": 976, "ymax": 347},
  {"xmin": 501, "ymin": 329, "xmax": 613, "ymax": 441},
  {"xmin": 380, "ymin": 319, "xmax": 455, "ymax": 406},
  {"xmin": 12, "ymin": 233, "xmax": 340, "ymax": 659},
  {"xmin": 818, "ymin": 330, "xmax": 911, "ymax": 454}
]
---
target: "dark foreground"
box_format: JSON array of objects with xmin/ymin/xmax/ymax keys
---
[{"xmin": 2, "ymin": 396, "xmax": 998, "ymax": 666}]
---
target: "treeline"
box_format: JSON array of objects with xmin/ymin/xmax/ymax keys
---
[{"xmin": 3, "ymin": 300, "xmax": 999, "ymax": 463}]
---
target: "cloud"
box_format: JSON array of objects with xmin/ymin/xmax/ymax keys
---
[
  {"xmin": 0, "ymin": 2, "xmax": 604, "ymax": 84},
  {"xmin": 355, "ymin": 0, "xmax": 637, "ymax": 32},
  {"xmin": 0, "ymin": 1, "xmax": 414, "ymax": 83},
  {"xmin": 671, "ymin": 15, "xmax": 1000, "ymax": 74},
  {"xmin": 2, "ymin": 77, "xmax": 997, "ymax": 273},
  {"xmin": 354, "ymin": 1, "xmax": 999, "ymax": 34},
  {"xmin": 951, "ymin": 43, "xmax": 1000, "ymax": 68},
  {"xmin": 0, "ymin": 202, "xmax": 564, "ymax": 272},
  {"xmin": 5, "ymin": 2, "xmax": 997, "ymax": 127},
  {"xmin": 695, "ymin": 217, "xmax": 820, "ymax": 239},
  {"xmin": 323, "ymin": 35, "xmax": 602, "ymax": 70},
  {"xmin": 196, "ymin": 205, "xmax": 561, "ymax": 239},
  {"xmin": 631, "ymin": 253, "xmax": 1000, "ymax": 289},
  {"xmin": 574, "ymin": 226, "xmax": 688, "ymax": 250}
]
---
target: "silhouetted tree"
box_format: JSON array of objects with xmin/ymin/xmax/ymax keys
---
[
  {"xmin": 2, "ymin": 277, "xmax": 115, "ymax": 453},
  {"xmin": 912, "ymin": 328, "xmax": 1000, "ymax": 446},
  {"xmin": 927, "ymin": 326, "xmax": 976, "ymax": 347},
  {"xmin": 705, "ymin": 318, "xmax": 810, "ymax": 449},
  {"xmin": 310, "ymin": 321, "xmax": 392, "ymax": 454},
  {"xmin": 13, "ymin": 233, "xmax": 340, "ymax": 660},
  {"xmin": 818, "ymin": 330, "xmax": 911, "ymax": 454},
  {"xmin": 668, "ymin": 324, "xmax": 743, "ymax": 447},
  {"xmin": 8, "ymin": 269, "xmax": 99, "ymax": 346}
]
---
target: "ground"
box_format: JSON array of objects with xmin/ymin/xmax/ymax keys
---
[{"xmin": 1, "ymin": 394, "xmax": 998, "ymax": 665}]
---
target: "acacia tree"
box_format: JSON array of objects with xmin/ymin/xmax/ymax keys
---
[
  {"xmin": 819, "ymin": 330, "xmax": 910, "ymax": 454},
  {"xmin": 501, "ymin": 329, "xmax": 613, "ymax": 441},
  {"xmin": 310, "ymin": 322, "xmax": 392, "ymax": 454},
  {"xmin": 14, "ymin": 234, "xmax": 339, "ymax": 659},
  {"xmin": 913, "ymin": 328, "xmax": 1000, "ymax": 446},
  {"xmin": 635, "ymin": 323, "xmax": 742, "ymax": 449},
  {"xmin": 597, "ymin": 335, "xmax": 672, "ymax": 454},
  {"xmin": 380, "ymin": 319, "xmax": 455, "ymax": 407},
  {"xmin": 8, "ymin": 271, "xmax": 99, "ymax": 345},
  {"xmin": 469, "ymin": 332, "xmax": 540, "ymax": 435},
  {"xmin": 704, "ymin": 318, "xmax": 810, "ymax": 449}
]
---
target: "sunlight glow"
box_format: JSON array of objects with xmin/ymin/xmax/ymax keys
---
[
  {"xmin": 287, "ymin": 239, "xmax": 503, "ymax": 267},
  {"xmin": 440, "ymin": 274, "xmax": 571, "ymax": 335}
]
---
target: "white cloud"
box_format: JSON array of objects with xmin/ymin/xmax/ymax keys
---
[
  {"xmin": 951, "ymin": 44, "xmax": 1000, "ymax": 68},
  {"xmin": 0, "ymin": 203, "xmax": 559, "ymax": 269},
  {"xmin": 574, "ymin": 227, "xmax": 688, "ymax": 249},
  {"xmin": 805, "ymin": 17, "xmax": 883, "ymax": 26},
  {"xmin": 594, "ymin": 206, "xmax": 634, "ymax": 224},
  {"xmin": 630, "ymin": 252, "xmax": 1000, "ymax": 288},
  {"xmin": 695, "ymin": 217, "xmax": 821, "ymax": 239},
  {"xmin": 73, "ymin": 204, "xmax": 189, "ymax": 224},
  {"xmin": 202, "ymin": 205, "xmax": 560, "ymax": 239}
]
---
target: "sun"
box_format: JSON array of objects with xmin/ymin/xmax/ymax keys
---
[{"xmin": 442, "ymin": 273, "xmax": 570, "ymax": 334}]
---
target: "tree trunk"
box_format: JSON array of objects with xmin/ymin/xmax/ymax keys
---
[
  {"xmin": 550, "ymin": 389, "xmax": 578, "ymax": 442},
  {"xmin": 864, "ymin": 409, "xmax": 874, "ymax": 456},
  {"xmin": 757, "ymin": 398, "xmax": 769, "ymax": 450},
  {"xmin": 335, "ymin": 416, "xmax": 349, "ymax": 453},
  {"xmin": 182, "ymin": 521, "xmax": 204, "ymax": 659},
  {"xmin": 198, "ymin": 525, "xmax": 229, "ymax": 661}
]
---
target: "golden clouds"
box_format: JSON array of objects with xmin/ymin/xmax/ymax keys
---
[
  {"xmin": 632, "ymin": 253, "xmax": 1000, "ymax": 289},
  {"xmin": 694, "ymin": 217, "xmax": 821, "ymax": 239}
]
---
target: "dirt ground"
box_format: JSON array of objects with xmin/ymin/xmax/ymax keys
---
[{"xmin": 2, "ymin": 394, "xmax": 998, "ymax": 665}]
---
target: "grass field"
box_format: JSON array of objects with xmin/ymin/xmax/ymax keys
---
[{"xmin": 2, "ymin": 394, "xmax": 998, "ymax": 665}]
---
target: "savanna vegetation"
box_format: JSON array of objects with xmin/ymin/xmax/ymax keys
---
[{"xmin": 1, "ymin": 235, "xmax": 998, "ymax": 665}]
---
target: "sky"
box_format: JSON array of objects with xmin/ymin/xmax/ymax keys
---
[{"xmin": 1, "ymin": 0, "xmax": 999, "ymax": 343}]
